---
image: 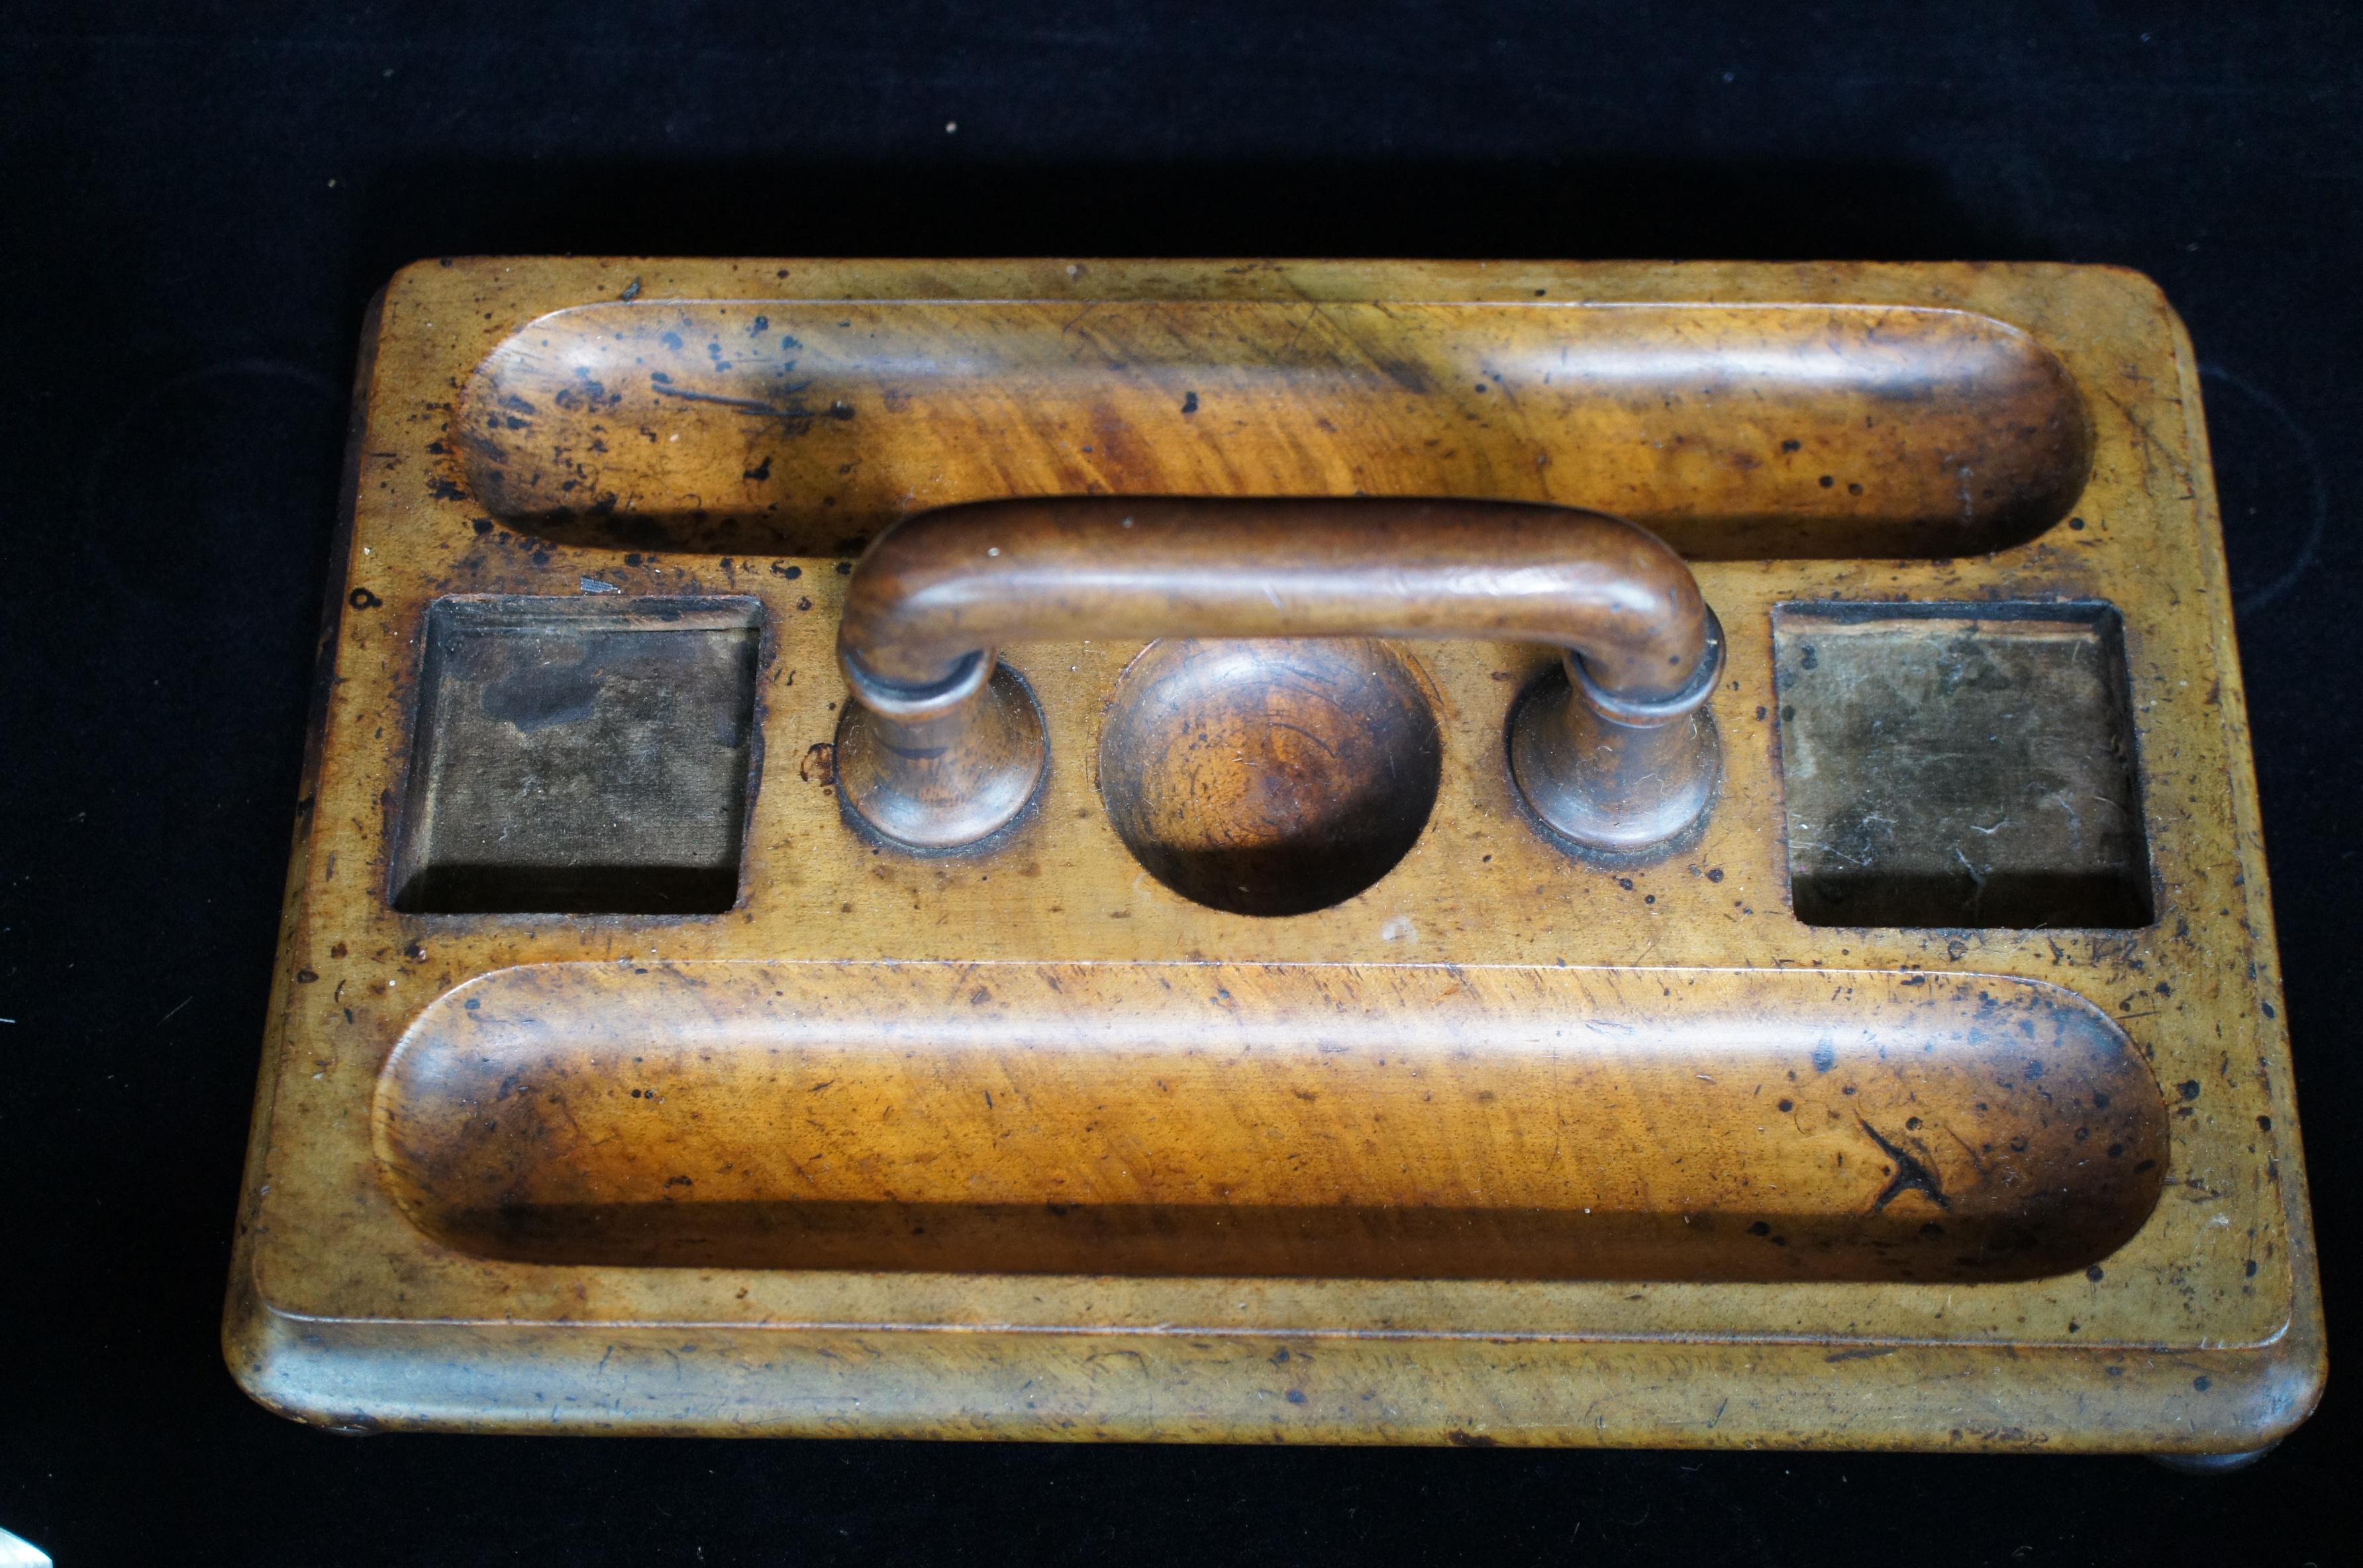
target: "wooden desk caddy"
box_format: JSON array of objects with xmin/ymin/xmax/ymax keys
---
[{"xmin": 225, "ymin": 258, "xmax": 2323, "ymax": 1457}]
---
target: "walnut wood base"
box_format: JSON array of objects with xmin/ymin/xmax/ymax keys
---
[{"xmin": 226, "ymin": 259, "xmax": 2321, "ymax": 1456}]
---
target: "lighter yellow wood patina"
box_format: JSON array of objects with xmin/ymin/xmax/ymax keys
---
[{"xmin": 225, "ymin": 258, "xmax": 2321, "ymax": 1453}]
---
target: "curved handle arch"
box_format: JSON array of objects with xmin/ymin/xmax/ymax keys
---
[
  {"xmin": 838, "ymin": 498, "xmax": 1713, "ymax": 716},
  {"xmin": 831, "ymin": 497, "xmax": 1724, "ymax": 859}
]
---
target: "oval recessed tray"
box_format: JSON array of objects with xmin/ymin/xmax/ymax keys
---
[
  {"xmin": 457, "ymin": 300, "xmax": 2091, "ymax": 560},
  {"xmin": 376, "ymin": 961, "xmax": 2164, "ymax": 1283}
]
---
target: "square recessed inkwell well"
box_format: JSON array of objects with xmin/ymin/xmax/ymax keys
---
[
  {"xmin": 1774, "ymin": 601, "xmax": 2152, "ymax": 929},
  {"xmin": 388, "ymin": 597, "xmax": 764, "ymax": 914}
]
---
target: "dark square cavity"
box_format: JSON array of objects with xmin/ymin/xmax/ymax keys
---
[
  {"xmin": 1774, "ymin": 602, "xmax": 2152, "ymax": 929},
  {"xmin": 390, "ymin": 597, "xmax": 763, "ymax": 914}
]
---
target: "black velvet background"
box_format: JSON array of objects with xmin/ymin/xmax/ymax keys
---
[{"xmin": 1, "ymin": 3, "xmax": 2356, "ymax": 1563}]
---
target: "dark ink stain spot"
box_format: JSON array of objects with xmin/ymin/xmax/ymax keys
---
[
  {"xmin": 1181, "ymin": 391, "xmax": 1200, "ymax": 415},
  {"xmin": 348, "ymin": 587, "xmax": 382, "ymax": 610},
  {"xmin": 1860, "ymin": 1119, "xmax": 1948, "ymax": 1212}
]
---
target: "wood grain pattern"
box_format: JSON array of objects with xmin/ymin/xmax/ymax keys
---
[
  {"xmin": 832, "ymin": 496, "xmax": 1722, "ymax": 854},
  {"xmin": 838, "ymin": 497, "xmax": 1709, "ymax": 699},
  {"xmin": 377, "ymin": 961, "xmax": 2165, "ymax": 1281},
  {"xmin": 1095, "ymin": 638, "xmax": 1444, "ymax": 916},
  {"xmin": 221, "ymin": 258, "xmax": 2319, "ymax": 1457},
  {"xmin": 459, "ymin": 300, "xmax": 2091, "ymax": 560}
]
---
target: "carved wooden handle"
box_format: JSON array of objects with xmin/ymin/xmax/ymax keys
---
[
  {"xmin": 837, "ymin": 497, "xmax": 1714, "ymax": 716},
  {"xmin": 833, "ymin": 497, "xmax": 1723, "ymax": 858}
]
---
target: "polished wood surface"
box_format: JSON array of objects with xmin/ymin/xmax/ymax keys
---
[
  {"xmin": 838, "ymin": 498, "xmax": 1709, "ymax": 700},
  {"xmin": 832, "ymin": 661, "xmax": 1050, "ymax": 852},
  {"xmin": 833, "ymin": 497, "xmax": 1723, "ymax": 854},
  {"xmin": 459, "ymin": 299, "xmax": 2092, "ymax": 561},
  {"xmin": 225, "ymin": 258, "xmax": 2320, "ymax": 1456},
  {"xmin": 1095, "ymin": 637, "xmax": 1444, "ymax": 915},
  {"xmin": 377, "ymin": 960, "xmax": 2164, "ymax": 1282}
]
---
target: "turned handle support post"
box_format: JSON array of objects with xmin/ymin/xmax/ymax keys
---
[{"xmin": 834, "ymin": 497, "xmax": 1723, "ymax": 856}]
